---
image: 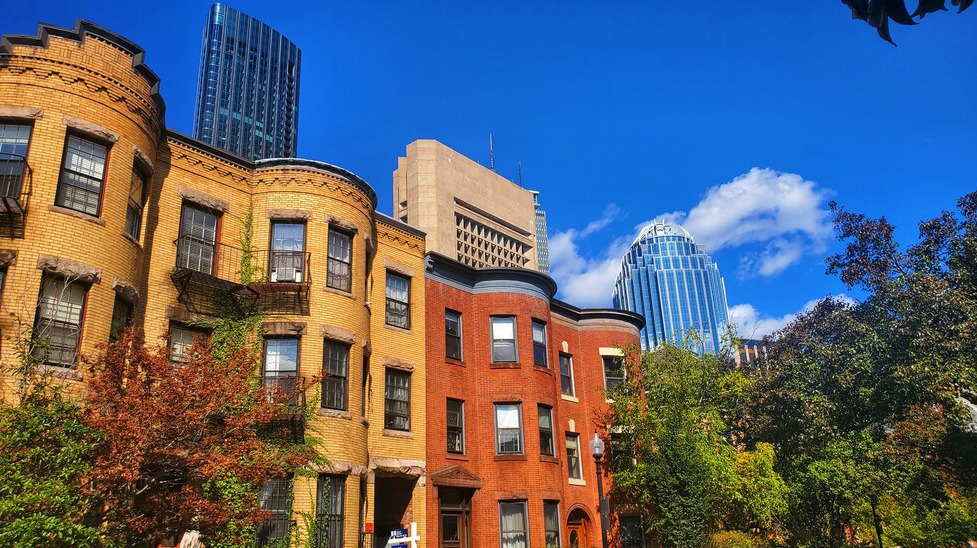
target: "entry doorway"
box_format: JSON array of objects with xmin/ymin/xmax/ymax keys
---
[
  {"xmin": 566, "ymin": 508, "xmax": 593, "ymax": 548},
  {"xmin": 438, "ymin": 487, "xmax": 472, "ymax": 548}
]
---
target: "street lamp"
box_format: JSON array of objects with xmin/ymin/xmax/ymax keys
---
[{"xmin": 589, "ymin": 433, "xmax": 610, "ymax": 548}]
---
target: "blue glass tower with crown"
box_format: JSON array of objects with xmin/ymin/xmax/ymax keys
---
[
  {"xmin": 612, "ymin": 221, "xmax": 729, "ymax": 354},
  {"xmin": 193, "ymin": 4, "xmax": 301, "ymax": 160}
]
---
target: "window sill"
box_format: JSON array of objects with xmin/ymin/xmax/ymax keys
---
[
  {"xmin": 446, "ymin": 357, "xmax": 465, "ymax": 367},
  {"xmin": 121, "ymin": 231, "xmax": 142, "ymax": 249},
  {"xmin": 383, "ymin": 428, "xmax": 414, "ymax": 439},
  {"xmin": 318, "ymin": 408, "xmax": 352, "ymax": 420},
  {"xmin": 323, "ymin": 285, "xmax": 356, "ymax": 300},
  {"xmin": 494, "ymin": 454, "xmax": 527, "ymax": 462},
  {"xmin": 568, "ymin": 477, "xmax": 586, "ymax": 486},
  {"xmin": 540, "ymin": 455, "xmax": 560, "ymax": 464},
  {"xmin": 49, "ymin": 205, "xmax": 105, "ymax": 226},
  {"xmin": 384, "ymin": 323, "xmax": 413, "ymax": 335},
  {"xmin": 490, "ymin": 362, "xmax": 521, "ymax": 370},
  {"xmin": 39, "ymin": 363, "xmax": 82, "ymax": 381},
  {"xmin": 533, "ymin": 365, "xmax": 553, "ymax": 375},
  {"xmin": 561, "ymin": 394, "xmax": 579, "ymax": 403},
  {"xmin": 446, "ymin": 453, "xmax": 469, "ymax": 462}
]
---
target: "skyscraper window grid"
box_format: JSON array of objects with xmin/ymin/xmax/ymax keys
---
[
  {"xmin": 193, "ymin": 3, "xmax": 301, "ymax": 160},
  {"xmin": 613, "ymin": 222, "xmax": 729, "ymax": 354}
]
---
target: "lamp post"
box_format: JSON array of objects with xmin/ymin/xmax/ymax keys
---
[{"xmin": 589, "ymin": 433, "xmax": 610, "ymax": 548}]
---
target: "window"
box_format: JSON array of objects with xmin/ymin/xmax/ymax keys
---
[
  {"xmin": 56, "ymin": 134, "xmax": 108, "ymax": 216},
  {"xmin": 177, "ymin": 203, "xmax": 219, "ymax": 274},
  {"xmin": 445, "ymin": 310, "xmax": 462, "ymax": 360},
  {"xmin": 559, "ymin": 354, "xmax": 575, "ymax": 397},
  {"xmin": 532, "ymin": 320, "xmax": 547, "ymax": 367},
  {"xmin": 495, "ymin": 403, "xmax": 523, "ymax": 455},
  {"xmin": 270, "ymin": 222, "xmax": 305, "ymax": 283},
  {"xmin": 264, "ymin": 338, "xmax": 299, "ymax": 404},
  {"xmin": 315, "ymin": 475, "xmax": 345, "ymax": 548},
  {"xmin": 169, "ymin": 323, "xmax": 208, "ymax": 363},
  {"xmin": 384, "ymin": 369, "xmax": 410, "ymax": 431},
  {"xmin": 321, "ymin": 341, "xmax": 348, "ymax": 411},
  {"xmin": 499, "ymin": 501, "xmax": 528, "ymax": 548},
  {"xmin": 491, "ymin": 316, "xmax": 517, "ymax": 363},
  {"xmin": 126, "ymin": 167, "xmax": 147, "ymax": 240},
  {"xmin": 109, "ymin": 294, "xmax": 133, "ymax": 342},
  {"xmin": 327, "ymin": 229, "xmax": 352, "ymax": 291},
  {"xmin": 257, "ymin": 478, "xmax": 292, "ymax": 546},
  {"xmin": 447, "ymin": 399, "xmax": 464, "ymax": 454},
  {"xmin": 544, "ymin": 501, "xmax": 561, "ymax": 548},
  {"xmin": 619, "ymin": 515, "xmax": 646, "ymax": 548},
  {"xmin": 32, "ymin": 276, "xmax": 87, "ymax": 367},
  {"xmin": 538, "ymin": 405, "xmax": 555, "ymax": 457},
  {"xmin": 0, "ymin": 122, "xmax": 31, "ymax": 199},
  {"xmin": 611, "ymin": 433, "xmax": 636, "ymax": 472},
  {"xmin": 566, "ymin": 434, "xmax": 582, "ymax": 480},
  {"xmin": 603, "ymin": 355, "xmax": 625, "ymax": 394},
  {"xmin": 385, "ymin": 272, "xmax": 410, "ymax": 329}
]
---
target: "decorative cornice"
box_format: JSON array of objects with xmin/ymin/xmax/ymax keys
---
[{"xmin": 1, "ymin": 19, "xmax": 165, "ymax": 129}]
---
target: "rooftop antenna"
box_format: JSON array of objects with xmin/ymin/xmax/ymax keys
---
[
  {"xmin": 518, "ymin": 162, "xmax": 522, "ymax": 185},
  {"xmin": 489, "ymin": 133, "xmax": 495, "ymax": 171}
]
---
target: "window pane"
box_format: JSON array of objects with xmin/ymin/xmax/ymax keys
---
[
  {"xmin": 491, "ymin": 317, "xmax": 516, "ymax": 362},
  {"xmin": 560, "ymin": 355, "xmax": 574, "ymax": 396},
  {"xmin": 258, "ymin": 478, "xmax": 292, "ymax": 543},
  {"xmin": 492, "ymin": 317, "xmax": 514, "ymax": 339},
  {"xmin": 33, "ymin": 277, "xmax": 86, "ymax": 367},
  {"xmin": 327, "ymin": 230, "xmax": 352, "ymax": 291},
  {"xmin": 321, "ymin": 341, "xmax": 348, "ymax": 410},
  {"xmin": 499, "ymin": 502, "xmax": 528, "ymax": 548},
  {"xmin": 544, "ymin": 501, "xmax": 561, "ymax": 548},
  {"xmin": 567, "ymin": 434, "xmax": 582, "ymax": 479},
  {"xmin": 603, "ymin": 356, "xmax": 625, "ymax": 393},
  {"xmin": 385, "ymin": 273, "xmax": 410, "ymax": 329},
  {"xmin": 445, "ymin": 310, "xmax": 462, "ymax": 360},
  {"xmin": 316, "ymin": 475, "xmax": 345, "ymax": 548},
  {"xmin": 384, "ymin": 369, "xmax": 411, "ymax": 430},
  {"xmin": 447, "ymin": 399, "xmax": 464, "ymax": 454},
  {"xmin": 57, "ymin": 135, "xmax": 107, "ymax": 215},
  {"xmin": 539, "ymin": 405, "xmax": 554, "ymax": 457},
  {"xmin": 264, "ymin": 338, "xmax": 298, "ymax": 374}
]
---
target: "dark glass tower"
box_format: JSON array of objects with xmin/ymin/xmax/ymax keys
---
[
  {"xmin": 612, "ymin": 221, "xmax": 729, "ymax": 354},
  {"xmin": 193, "ymin": 4, "xmax": 301, "ymax": 159}
]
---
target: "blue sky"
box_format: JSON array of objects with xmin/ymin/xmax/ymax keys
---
[{"xmin": 7, "ymin": 2, "xmax": 976, "ymax": 337}]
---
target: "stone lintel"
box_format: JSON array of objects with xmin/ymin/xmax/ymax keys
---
[
  {"xmin": 178, "ymin": 186, "xmax": 228, "ymax": 213},
  {"xmin": 37, "ymin": 255, "xmax": 101, "ymax": 284}
]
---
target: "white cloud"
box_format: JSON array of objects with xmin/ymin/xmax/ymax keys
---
[
  {"xmin": 548, "ymin": 220, "xmax": 633, "ymax": 308},
  {"xmin": 729, "ymin": 294, "xmax": 857, "ymax": 338},
  {"xmin": 580, "ymin": 204, "xmax": 621, "ymax": 237}
]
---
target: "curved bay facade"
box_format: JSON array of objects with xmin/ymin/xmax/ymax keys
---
[{"xmin": 0, "ymin": 21, "xmax": 425, "ymax": 548}]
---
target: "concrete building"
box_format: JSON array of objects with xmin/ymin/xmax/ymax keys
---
[
  {"xmin": 393, "ymin": 140, "xmax": 542, "ymax": 272},
  {"xmin": 0, "ymin": 20, "xmax": 423, "ymax": 548},
  {"xmin": 424, "ymin": 252, "xmax": 645, "ymax": 548},
  {"xmin": 612, "ymin": 221, "xmax": 730, "ymax": 354},
  {"xmin": 192, "ymin": 3, "xmax": 301, "ymax": 160}
]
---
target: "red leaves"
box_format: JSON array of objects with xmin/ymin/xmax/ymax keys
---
[{"xmin": 81, "ymin": 330, "xmax": 314, "ymax": 544}]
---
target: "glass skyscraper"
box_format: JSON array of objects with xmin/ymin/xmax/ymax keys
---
[
  {"xmin": 193, "ymin": 4, "xmax": 301, "ymax": 160},
  {"xmin": 612, "ymin": 221, "xmax": 729, "ymax": 354}
]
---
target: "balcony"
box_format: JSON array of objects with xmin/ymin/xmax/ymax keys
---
[
  {"xmin": 0, "ymin": 153, "xmax": 31, "ymax": 238},
  {"xmin": 171, "ymin": 235, "xmax": 311, "ymax": 316}
]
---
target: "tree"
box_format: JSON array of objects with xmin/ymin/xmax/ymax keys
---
[
  {"xmin": 841, "ymin": 0, "xmax": 972, "ymax": 44},
  {"xmin": 81, "ymin": 329, "xmax": 318, "ymax": 546},
  {"xmin": 607, "ymin": 343, "xmax": 787, "ymax": 547},
  {"xmin": 742, "ymin": 192, "xmax": 977, "ymax": 546}
]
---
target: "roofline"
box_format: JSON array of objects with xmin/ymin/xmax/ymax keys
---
[
  {"xmin": 166, "ymin": 130, "xmax": 378, "ymax": 209},
  {"xmin": 1, "ymin": 19, "xmax": 165, "ymax": 119},
  {"xmin": 425, "ymin": 251, "xmax": 558, "ymax": 297},
  {"xmin": 551, "ymin": 298, "xmax": 646, "ymax": 330},
  {"xmin": 376, "ymin": 212, "xmax": 426, "ymax": 238}
]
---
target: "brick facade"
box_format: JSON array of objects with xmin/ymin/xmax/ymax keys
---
[
  {"xmin": 424, "ymin": 253, "xmax": 643, "ymax": 548},
  {"xmin": 0, "ymin": 20, "xmax": 426, "ymax": 548}
]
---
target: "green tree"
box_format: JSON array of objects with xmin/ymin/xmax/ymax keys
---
[
  {"xmin": 842, "ymin": 0, "xmax": 972, "ymax": 44},
  {"xmin": 744, "ymin": 191, "xmax": 977, "ymax": 546},
  {"xmin": 607, "ymin": 343, "xmax": 787, "ymax": 547}
]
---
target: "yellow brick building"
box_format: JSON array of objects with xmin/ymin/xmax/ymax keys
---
[{"xmin": 0, "ymin": 20, "xmax": 426, "ymax": 548}]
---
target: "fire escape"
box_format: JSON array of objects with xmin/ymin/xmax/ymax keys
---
[
  {"xmin": 170, "ymin": 235, "xmax": 312, "ymax": 317},
  {"xmin": 0, "ymin": 153, "xmax": 31, "ymax": 238}
]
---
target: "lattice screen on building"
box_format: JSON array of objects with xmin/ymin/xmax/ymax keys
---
[{"xmin": 455, "ymin": 213, "xmax": 531, "ymax": 269}]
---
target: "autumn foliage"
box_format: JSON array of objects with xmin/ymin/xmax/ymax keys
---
[{"xmin": 80, "ymin": 330, "xmax": 316, "ymax": 545}]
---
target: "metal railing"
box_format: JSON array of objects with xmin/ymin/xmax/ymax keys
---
[
  {"xmin": 0, "ymin": 153, "xmax": 31, "ymax": 215},
  {"xmin": 173, "ymin": 234, "xmax": 312, "ymax": 286},
  {"xmin": 263, "ymin": 374, "xmax": 307, "ymax": 412}
]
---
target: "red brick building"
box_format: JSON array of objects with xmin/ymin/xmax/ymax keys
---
[{"xmin": 423, "ymin": 252, "xmax": 644, "ymax": 548}]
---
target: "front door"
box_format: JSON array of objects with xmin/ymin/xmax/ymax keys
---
[
  {"xmin": 438, "ymin": 487, "xmax": 472, "ymax": 548},
  {"xmin": 566, "ymin": 524, "xmax": 589, "ymax": 548}
]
